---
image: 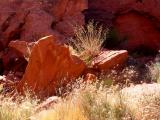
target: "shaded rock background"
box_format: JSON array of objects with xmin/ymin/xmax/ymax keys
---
[{"xmin": 86, "ymin": 0, "xmax": 160, "ymax": 52}]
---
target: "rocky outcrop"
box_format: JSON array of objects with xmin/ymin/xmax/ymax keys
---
[
  {"xmin": 8, "ymin": 40, "xmax": 34, "ymax": 59},
  {"xmin": 92, "ymin": 50, "xmax": 128, "ymax": 72},
  {"xmin": 0, "ymin": 0, "xmax": 87, "ymax": 76},
  {"xmin": 0, "ymin": 0, "xmax": 87, "ymax": 48},
  {"xmin": 16, "ymin": 35, "xmax": 86, "ymax": 97},
  {"xmin": 87, "ymin": 0, "xmax": 160, "ymax": 51}
]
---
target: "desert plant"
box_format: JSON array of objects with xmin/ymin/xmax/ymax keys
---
[
  {"xmin": 0, "ymin": 92, "xmax": 38, "ymax": 120},
  {"xmin": 32, "ymin": 82, "xmax": 132, "ymax": 120},
  {"xmin": 149, "ymin": 52, "xmax": 160, "ymax": 83},
  {"xmin": 149, "ymin": 62, "xmax": 160, "ymax": 83},
  {"xmin": 2, "ymin": 79, "xmax": 160, "ymax": 120},
  {"xmin": 69, "ymin": 21, "xmax": 108, "ymax": 65}
]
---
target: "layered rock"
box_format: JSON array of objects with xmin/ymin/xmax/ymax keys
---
[
  {"xmin": 92, "ymin": 50, "xmax": 128, "ymax": 72},
  {"xmin": 16, "ymin": 35, "xmax": 86, "ymax": 97},
  {"xmin": 87, "ymin": 0, "xmax": 160, "ymax": 51}
]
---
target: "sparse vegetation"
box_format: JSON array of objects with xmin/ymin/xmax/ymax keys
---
[
  {"xmin": 31, "ymin": 82, "xmax": 160, "ymax": 120},
  {"xmin": 149, "ymin": 54, "xmax": 160, "ymax": 83},
  {"xmin": 69, "ymin": 21, "xmax": 108, "ymax": 65},
  {"xmin": 0, "ymin": 92, "xmax": 38, "ymax": 120},
  {"xmin": 1, "ymin": 75, "xmax": 160, "ymax": 120}
]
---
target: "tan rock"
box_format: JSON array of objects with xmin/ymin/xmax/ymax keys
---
[
  {"xmin": 92, "ymin": 50, "xmax": 128, "ymax": 71},
  {"xmin": 16, "ymin": 35, "xmax": 86, "ymax": 97}
]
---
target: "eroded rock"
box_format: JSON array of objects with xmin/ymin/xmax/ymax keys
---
[
  {"xmin": 8, "ymin": 40, "xmax": 35, "ymax": 59},
  {"xmin": 16, "ymin": 35, "xmax": 86, "ymax": 97},
  {"xmin": 92, "ymin": 50, "xmax": 128, "ymax": 71},
  {"xmin": 0, "ymin": 0, "xmax": 87, "ymax": 78},
  {"xmin": 0, "ymin": 0, "xmax": 87, "ymax": 47},
  {"xmin": 87, "ymin": 0, "xmax": 160, "ymax": 51}
]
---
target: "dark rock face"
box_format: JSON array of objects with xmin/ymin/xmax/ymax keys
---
[{"xmin": 86, "ymin": 0, "xmax": 160, "ymax": 51}]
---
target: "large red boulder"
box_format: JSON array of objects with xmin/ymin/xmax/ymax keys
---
[{"xmin": 16, "ymin": 35, "xmax": 86, "ymax": 97}]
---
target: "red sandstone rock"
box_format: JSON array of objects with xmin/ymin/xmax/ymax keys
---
[
  {"xmin": 54, "ymin": 13, "xmax": 85, "ymax": 37},
  {"xmin": 0, "ymin": 0, "xmax": 87, "ymax": 76},
  {"xmin": 88, "ymin": 0, "xmax": 160, "ymax": 51},
  {"xmin": 53, "ymin": 0, "xmax": 87, "ymax": 21},
  {"xmin": 16, "ymin": 35, "xmax": 86, "ymax": 97},
  {"xmin": 115, "ymin": 13, "xmax": 160, "ymax": 51},
  {"xmin": 0, "ymin": 0, "xmax": 87, "ymax": 47},
  {"xmin": 8, "ymin": 40, "xmax": 35, "ymax": 59},
  {"xmin": 92, "ymin": 50, "xmax": 128, "ymax": 71}
]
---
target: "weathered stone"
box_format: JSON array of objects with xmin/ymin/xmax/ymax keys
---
[
  {"xmin": 0, "ymin": 0, "xmax": 87, "ymax": 77},
  {"xmin": 8, "ymin": 40, "xmax": 34, "ymax": 59},
  {"xmin": 0, "ymin": 0, "xmax": 87, "ymax": 46},
  {"xmin": 92, "ymin": 50, "xmax": 128, "ymax": 71},
  {"xmin": 16, "ymin": 35, "xmax": 86, "ymax": 97},
  {"xmin": 115, "ymin": 12, "xmax": 160, "ymax": 51},
  {"xmin": 87, "ymin": 0, "xmax": 160, "ymax": 51}
]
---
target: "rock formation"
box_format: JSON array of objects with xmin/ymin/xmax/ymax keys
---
[
  {"xmin": 0, "ymin": 0, "xmax": 87, "ymax": 77},
  {"xmin": 92, "ymin": 50, "xmax": 128, "ymax": 72},
  {"xmin": 16, "ymin": 35, "xmax": 86, "ymax": 97},
  {"xmin": 0, "ymin": 0, "xmax": 87, "ymax": 47},
  {"xmin": 87, "ymin": 0, "xmax": 160, "ymax": 51}
]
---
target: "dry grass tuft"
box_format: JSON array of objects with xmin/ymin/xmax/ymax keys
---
[
  {"xmin": 32, "ymin": 82, "xmax": 160, "ymax": 120},
  {"xmin": 1, "ymin": 81, "xmax": 160, "ymax": 120},
  {"xmin": 0, "ymin": 92, "xmax": 38, "ymax": 120},
  {"xmin": 69, "ymin": 21, "xmax": 108, "ymax": 65}
]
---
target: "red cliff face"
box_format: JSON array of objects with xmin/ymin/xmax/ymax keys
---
[
  {"xmin": 0, "ymin": 0, "xmax": 88, "ymax": 48},
  {"xmin": 1, "ymin": 0, "xmax": 160, "ymax": 52},
  {"xmin": 87, "ymin": 0, "xmax": 160, "ymax": 51},
  {"xmin": 0, "ymin": 0, "xmax": 87, "ymax": 79}
]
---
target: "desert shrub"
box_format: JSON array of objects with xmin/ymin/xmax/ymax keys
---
[
  {"xmin": 32, "ymin": 82, "xmax": 132, "ymax": 120},
  {"xmin": 1, "ymin": 80, "xmax": 160, "ymax": 120},
  {"xmin": 149, "ymin": 62, "xmax": 160, "ymax": 83},
  {"xmin": 32, "ymin": 81, "xmax": 160, "ymax": 120},
  {"xmin": 122, "ymin": 83, "xmax": 160, "ymax": 120},
  {"xmin": 31, "ymin": 99, "xmax": 87, "ymax": 120},
  {"xmin": 149, "ymin": 52, "xmax": 160, "ymax": 83},
  {"xmin": 0, "ymin": 92, "xmax": 38, "ymax": 120},
  {"xmin": 77, "ymin": 83, "xmax": 128, "ymax": 120},
  {"xmin": 69, "ymin": 21, "xmax": 108, "ymax": 65}
]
